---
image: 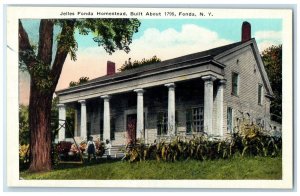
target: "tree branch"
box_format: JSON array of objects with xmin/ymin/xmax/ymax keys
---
[
  {"xmin": 37, "ymin": 19, "xmax": 54, "ymax": 65},
  {"xmin": 50, "ymin": 19, "xmax": 76, "ymax": 92},
  {"xmin": 18, "ymin": 20, "xmax": 37, "ymax": 70}
]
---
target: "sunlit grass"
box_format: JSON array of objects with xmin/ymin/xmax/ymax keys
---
[{"xmin": 21, "ymin": 155, "xmax": 282, "ymax": 180}]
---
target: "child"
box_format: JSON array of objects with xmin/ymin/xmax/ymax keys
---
[
  {"xmin": 87, "ymin": 136, "xmax": 96, "ymax": 161},
  {"xmin": 105, "ymin": 139, "xmax": 112, "ymax": 159}
]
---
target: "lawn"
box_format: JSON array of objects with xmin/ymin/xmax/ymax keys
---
[{"xmin": 20, "ymin": 156, "xmax": 282, "ymax": 180}]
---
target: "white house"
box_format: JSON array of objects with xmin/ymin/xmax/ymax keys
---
[{"xmin": 55, "ymin": 21, "xmax": 274, "ymax": 145}]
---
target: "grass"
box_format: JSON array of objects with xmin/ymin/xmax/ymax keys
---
[{"xmin": 20, "ymin": 156, "xmax": 282, "ymax": 180}]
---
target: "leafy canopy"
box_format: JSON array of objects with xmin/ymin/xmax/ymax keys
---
[
  {"xmin": 119, "ymin": 55, "xmax": 161, "ymax": 71},
  {"xmin": 261, "ymin": 45, "xmax": 282, "ymax": 123},
  {"xmin": 19, "ymin": 19, "xmax": 141, "ymax": 91},
  {"xmin": 69, "ymin": 76, "xmax": 89, "ymax": 87}
]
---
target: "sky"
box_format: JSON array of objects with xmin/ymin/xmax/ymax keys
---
[{"xmin": 19, "ymin": 18, "xmax": 282, "ymax": 105}]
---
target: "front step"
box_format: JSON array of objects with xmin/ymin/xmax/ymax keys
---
[{"xmin": 103, "ymin": 145, "xmax": 126, "ymax": 159}]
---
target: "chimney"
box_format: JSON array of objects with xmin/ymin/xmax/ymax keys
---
[
  {"xmin": 107, "ymin": 61, "xmax": 115, "ymax": 75},
  {"xmin": 241, "ymin": 21, "xmax": 251, "ymax": 42}
]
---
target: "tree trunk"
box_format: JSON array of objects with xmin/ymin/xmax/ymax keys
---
[
  {"xmin": 19, "ymin": 19, "xmax": 76, "ymax": 172},
  {"xmin": 28, "ymin": 82, "xmax": 53, "ymax": 172}
]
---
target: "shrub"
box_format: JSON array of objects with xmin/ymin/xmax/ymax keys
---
[
  {"xmin": 124, "ymin": 124, "xmax": 282, "ymax": 163},
  {"xmin": 56, "ymin": 141, "xmax": 73, "ymax": 161},
  {"xmin": 57, "ymin": 141, "xmax": 72, "ymax": 154},
  {"xmin": 236, "ymin": 123, "xmax": 282, "ymax": 157},
  {"xmin": 19, "ymin": 144, "xmax": 30, "ymax": 170}
]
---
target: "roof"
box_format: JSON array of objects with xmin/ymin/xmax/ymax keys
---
[
  {"xmin": 56, "ymin": 38, "xmax": 273, "ymax": 97},
  {"xmin": 91, "ymin": 41, "xmax": 243, "ymax": 83},
  {"xmin": 57, "ymin": 40, "xmax": 244, "ymax": 92}
]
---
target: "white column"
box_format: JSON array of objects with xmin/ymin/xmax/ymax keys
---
[
  {"xmin": 134, "ymin": 89, "xmax": 144, "ymax": 140},
  {"xmin": 165, "ymin": 83, "xmax": 176, "ymax": 136},
  {"xmin": 78, "ymin": 100, "xmax": 87, "ymax": 140},
  {"xmin": 202, "ymin": 75, "xmax": 216, "ymax": 136},
  {"xmin": 216, "ymin": 79, "xmax": 226, "ymax": 137},
  {"xmin": 74, "ymin": 109, "xmax": 78, "ymax": 137},
  {"xmin": 101, "ymin": 95, "xmax": 111, "ymax": 141},
  {"xmin": 58, "ymin": 103, "xmax": 66, "ymax": 141}
]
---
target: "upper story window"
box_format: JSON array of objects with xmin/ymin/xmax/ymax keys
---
[
  {"xmin": 232, "ymin": 72, "xmax": 239, "ymax": 96},
  {"xmin": 258, "ymin": 84, "xmax": 263, "ymax": 105}
]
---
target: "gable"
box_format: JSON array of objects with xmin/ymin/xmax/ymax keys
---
[{"xmin": 214, "ymin": 39, "xmax": 274, "ymax": 98}]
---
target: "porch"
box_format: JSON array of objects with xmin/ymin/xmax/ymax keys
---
[{"xmin": 57, "ymin": 76, "xmax": 227, "ymax": 145}]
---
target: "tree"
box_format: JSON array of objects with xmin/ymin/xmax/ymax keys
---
[
  {"xmin": 19, "ymin": 19, "xmax": 140, "ymax": 172},
  {"xmin": 118, "ymin": 55, "xmax": 161, "ymax": 71},
  {"xmin": 19, "ymin": 105, "xmax": 29, "ymax": 145},
  {"xmin": 261, "ymin": 45, "xmax": 282, "ymax": 123},
  {"xmin": 69, "ymin": 76, "xmax": 89, "ymax": 87}
]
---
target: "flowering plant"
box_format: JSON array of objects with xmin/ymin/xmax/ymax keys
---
[
  {"xmin": 57, "ymin": 141, "xmax": 72, "ymax": 155},
  {"xmin": 95, "ymin": 140, "xmax": 105, "ymax": 156},
  {"xmin": 79, "ymin": 141, "xmax": 87, "ymax": 152},
  {"xmin": 70, "ymin": 143, "xmax": 81, "ymax": 154}
]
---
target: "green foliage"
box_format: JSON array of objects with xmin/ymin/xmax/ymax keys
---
[
  {"xmin": 19, "ymin": 105, "xmax": 30, "ymax": 145},
  {"xmin": 124, "ymin": 124, "xmax": 281, "ymax": 163},
  {"xmin": 19, "ymin": 144, "xmax": 30, "ymax": 171},
  {"xmin": 261, "ymin": 45, "xmax": 282, "ymax": 123},
  {"xmin": 20, "ymin": 18, "xmax": 140, "ymax": 92},
  {"xmin": 237, "ymin": 123, "xmax": 282, "ymax": 157},
  {"xmin": 29, "ymin": 62, "xmax": 54, "ymax": 91},
  {"xmin": 69, "ymin": 76, "xmax": 89, "ymax": 87},
  {"xmin": 118, "ymin": 55, "xmax": 161, "ymax": 71},
  {"xmin": 75, "ymin": 19, "xmax": 140, "ymax": 55},
  {"xmin": 55, "ymin": 19, "xmax": 78, "ymax": 61}
]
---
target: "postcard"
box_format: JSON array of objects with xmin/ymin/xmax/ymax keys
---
[{"xmin": 6, "ymin": 6, "xmax": 293, "ymax": 189}]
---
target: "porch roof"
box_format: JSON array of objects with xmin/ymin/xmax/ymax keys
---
[{"xmin": 56, "ymin": 40, "xmax": 245, "ymax": 97}]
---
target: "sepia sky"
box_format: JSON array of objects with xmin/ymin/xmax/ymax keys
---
[{"xmin": 19, "ymin": 18, "xmax": 282, "ymax": 105}]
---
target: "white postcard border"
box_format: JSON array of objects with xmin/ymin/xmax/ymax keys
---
[{"xmin": 6, "ymin": 6, "xmax": 294, "ymax": 189}]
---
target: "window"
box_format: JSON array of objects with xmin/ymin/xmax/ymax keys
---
[
  {"xmin": 227, "ymin": 107, "xmax": 233, "ymax": 133},
  {"xmin": 157, "ymin": 112, "xmax": 168, "ymax": 135},
  {"xmin": 186, "ymin": 107, "xmax": 204, "ymax": 133},
  {"xmin": 258, "ymin": 84, "xmax": 263, "ymax": 105},
  {"xmin": 232, "ymin": 72, "xmax": 239, "ymax": 96}
]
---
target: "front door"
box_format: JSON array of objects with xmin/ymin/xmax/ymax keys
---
[{"xmin": 126, "ymin": 114, "xmax": 137, "ymax": 144}]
